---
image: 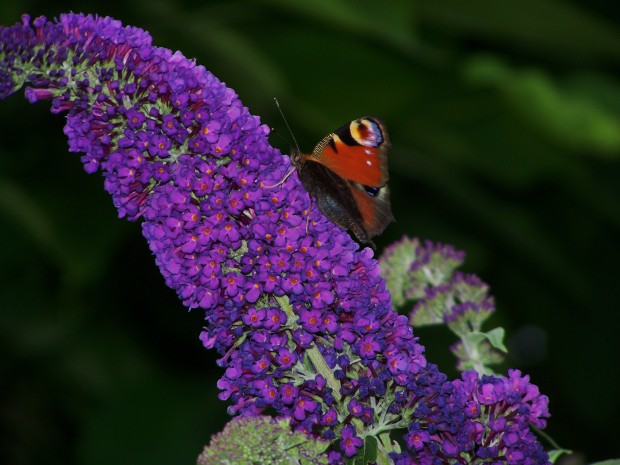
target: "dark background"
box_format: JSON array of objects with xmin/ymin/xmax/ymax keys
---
[{"xmin": 1, "ymin": 1, "xmax": 619, "ymax": 464}]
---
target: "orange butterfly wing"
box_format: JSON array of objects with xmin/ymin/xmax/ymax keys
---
[
  {"xmin": 310, "ymin": 117, "xmax": 390, "ymax": 188},
  {"xmin": 349, "ymin": 184, "xmax": 393, "ymax": 238}
]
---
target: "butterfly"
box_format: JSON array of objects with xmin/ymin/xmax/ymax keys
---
[{"xmin": 290, "ymin": 117, "xmax": 394, "ymax": 248}]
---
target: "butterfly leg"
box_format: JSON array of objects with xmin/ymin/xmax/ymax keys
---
[
  {"xmin": 262, "ymin": 167, "xmax": 296, "ymax": 189},
  {"xmin": 305, "ymin": 195, "xmax": 313, "ymax": 234}
]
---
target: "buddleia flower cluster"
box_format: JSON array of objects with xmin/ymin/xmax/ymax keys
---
[
  {"xmin": 197, "ymin": 416, "xmax": 329, "ymax": 464},
  {"xmin": 0, "ymin": 14, "xmax": 551, "ymax": 464},
  {"xmin": 391, "ymin": 369, "xmax": 550, "ymax": 464},
  {"xmin": 381, "ymin": 237, "xmax": 506, "ymax": 374}
]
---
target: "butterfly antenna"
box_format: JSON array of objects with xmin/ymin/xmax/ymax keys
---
[
  {"xmin": 274, "ymin": 97, "xmax": 301, "ymax": 153},
  {"xmin": 262, "ymin": 98, "xmax": 298, "ymax": 189}
]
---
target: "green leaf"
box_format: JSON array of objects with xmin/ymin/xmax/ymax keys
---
[
  {"xmin": 463, "ymin": 55, "xmax": 620, "ymax": 156},
  {"xmin": 485, "ymin": 327, "xmax": 508, "ymax": 353},
  {"xmin": 361, "ymin": 435, "xmax": 378, "ymax": 464},
  {"xmin": 463, "ymin": 331, "xmax": 486, "ymax": 347},
  {"xmin": 260, "ymin": 0, "xmax": 416, "ymax": 52},
  {"xmin": 419, "ymin": 0, "xmax": 620, "ymax": 63},
  {"xmin": 547, "ymin": 448, "xmax": 574, "ymax": 463},
  {"xmin": 463, "ymin": 329, "xmax": 507, "ymax": 353}
]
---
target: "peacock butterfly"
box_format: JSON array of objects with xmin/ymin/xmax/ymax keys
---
[{"xmin": 290, "ymin": 117, "xmax": 394, "ymax": 248}]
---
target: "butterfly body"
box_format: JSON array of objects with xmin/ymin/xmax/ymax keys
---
[{"xmin": 291, "ymin": 117, "xmax": 394, "ymax": 247}]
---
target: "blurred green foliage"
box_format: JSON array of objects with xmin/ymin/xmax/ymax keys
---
[{"xmin": 1, "ymin": 1, "xmax": 619, "ymax": 464}]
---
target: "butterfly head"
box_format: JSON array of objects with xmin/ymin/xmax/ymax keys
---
[{"xmin": 289, "ymin": 146, "xmax": 304, "ymax": 169}]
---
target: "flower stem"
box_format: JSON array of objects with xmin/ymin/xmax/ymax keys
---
[{"xmin": 275, "ymin": 295, "xmax": 342, "ymax": 402}]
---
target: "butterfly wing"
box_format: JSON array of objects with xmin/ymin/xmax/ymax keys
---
[
  {"xmin": 349, "ymin": 182, "xmax": 393, "ymax": 238},
  {"xmin": 294, "ymin": 155, "xmax": 366, "ymax": 237},
  {"xmin": 310, "ymin": 117, "xmax": 390, "ymax": 188},
  {"xmin": 294, "ymin": 151, "xmax": 393, "ymax": 245}
]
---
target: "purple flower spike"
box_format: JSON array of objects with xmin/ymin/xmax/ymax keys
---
[
  {"xmin": 392, "ymin": 369, "xmax": 551, "ymax": 464},
  {"xmin": 1, "ymin": 14, "xmax": 552, "ymax": 464}
]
